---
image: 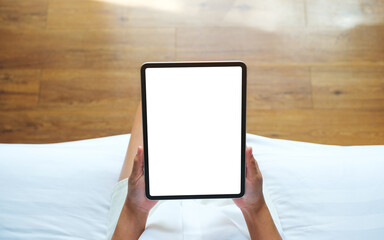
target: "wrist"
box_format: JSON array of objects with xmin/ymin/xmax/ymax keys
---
[
  {"xmin": 125, "ymin": 197, "xmax": 151, "ymax": 218},
  {"xmin": 113, "ymin": 199, "xmax": 148, "ymax": 239},
  {"xmin": 240, "ymin": 196, "xmax": 267, "ymax": 216},
  {"xmin": 240, "ymin": 198, "xmax": 281, "ymax": 240}
]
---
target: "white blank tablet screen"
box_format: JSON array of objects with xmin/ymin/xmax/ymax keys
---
[{"xmin": 145, "ymin": 66, "xmax": 242, "ymax": 196}]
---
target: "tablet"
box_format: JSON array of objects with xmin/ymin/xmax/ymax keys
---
[{"xmin": 141, "ymin": 61, "xmax": 246, "ymax": 200}]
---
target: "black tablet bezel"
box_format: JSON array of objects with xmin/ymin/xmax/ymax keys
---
[{"xmin": 141, "ymin": 61, "xmax": 247, "ymax": 200}]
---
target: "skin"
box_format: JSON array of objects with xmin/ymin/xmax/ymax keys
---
[{"xmin": 112, "ymin": 102, "xmax": 282, "ymax": 240}]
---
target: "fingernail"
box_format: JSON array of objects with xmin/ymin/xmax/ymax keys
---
[{"xmin": 137, "ymin": 146, "xmax": 141, "ymax": 154}]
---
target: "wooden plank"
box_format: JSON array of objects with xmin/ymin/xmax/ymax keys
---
[
  {"xmin": 247, "ymin": 109, "xmax": 384, "ymax": 145},
  {"xmin": 306, "ymin": 0, "xmax": 384, "ymax": 28},
  {"xmin": 248, "ymin": 66, "xmax": 312, "ymax": 109},
  {"xmin": 0, "ymin": 69, "xmax": 40, "ymax": 110},
  {"xmin": 47, "ymin": 0, "xmax": 126, "ymax": 29},
  {"xmin": 125, "ymin": 0, "xmax": 237, "ymax": 27},
  {"xmin": 312, "ymin": 66, "xmax": 384, "ymax": 110},
  {"xmin": 176, "ymin": 26, "xmax": 384, "ymax": 65},
  {"xmin": 0, "ymin": 28, "xmax": 175, "ymax": 69},
  {"xmin": 0, "ymin": 0, "xmax": 47, "ymax": 29},
  {"xmin": 39, "ymin": 69, "xmax": 140, "ymax": 109},
  {"xmin": 0, "ymin": 108, "xmax": 136, "ymax": 143},
  {"xmin": 46, "ymin": 0, "xmax": 305, "ymax": 28},
  {"xmin": 2, "ymin": 108, "xmax": 383, "ymax": 145},
  {"xmin": 221, "ymin": 0, "xmax": 305, "ymax": 29},
  {"xmin": 125, "ymin": 0, "xmax": 305, "ymax": 28}
]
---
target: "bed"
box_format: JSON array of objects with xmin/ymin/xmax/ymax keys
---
[{"xmin": 1, "ymin": 133, "xmax": 384, "ymax": 239}]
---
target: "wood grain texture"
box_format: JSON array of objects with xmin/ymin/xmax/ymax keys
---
[
  {"xmin": 0, "ymin": 28, "xmax": 175, "ymax": 69},
  {"xmin": 0, "ymin": 0, "xmax": 384, "ymax": 145},
  {"xmin": 176, "ymin": 26, "xmax": 384, "ymax": 64},
  {"xmin": 312, "ymin": 67, "xmax": 384, "ymax": 110},
  {"xmin": 248, "ymin": 66, "xmax": 312, "ymax": 109},
  {"xmin": 0, "ymin": 69, "xmax": 40, "ymax": 110},
  {"xmin": 306, "ymin": 0, "xmax": 384, "ymax": 28},
  {"xmin": 0, "ymin": 109, "xmax": 135, "ymax": 143},
  {"xmin": 47, "ymin": 0, "xmax": 126, "ymax": 29},
  {"xmin": 39, "ymin": 69, "xmax": 140, "ymax": 109},
  {"xmin": 247, "ymin": 109, "xmax": 384, "ymax": 145},
  {"xmin": 0, "ymin": 0, "xmax": 48, "ymax": 29},
  {"xmin": 46, "ymin": 0, "xmax": 305, "ymax": 28},
  {"xmin": 220, "ymin": 0, "xmax": 306, "ymax": 29}
]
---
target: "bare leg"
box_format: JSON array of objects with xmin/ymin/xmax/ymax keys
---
[{"xmin": 119, "ymin": 101, "xmax": 143, "ymax": 181}]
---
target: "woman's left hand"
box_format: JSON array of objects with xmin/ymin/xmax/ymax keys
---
[{"xmin": 125, "ymin": 146, "xmax": 158, "ymax": 214}]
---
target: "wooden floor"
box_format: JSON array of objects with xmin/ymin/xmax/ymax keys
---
[{"xmin": 0, "ymin": 0, "xmax": 384, "ymax": 145}]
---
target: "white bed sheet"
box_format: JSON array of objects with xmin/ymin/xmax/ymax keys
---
[{"xmin": 1, "ymin": 133, "xmax": 384, "ymax": 240}]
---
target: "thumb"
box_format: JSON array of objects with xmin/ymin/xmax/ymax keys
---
[
  {"xmin": 130, "ymin": 146, "xmax": 144, "ymax": 182},
  {"xmin": 246, "ymin": 146, "xmax": 258, "ymax": 179}
]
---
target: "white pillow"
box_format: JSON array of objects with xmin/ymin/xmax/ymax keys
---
[
  {"xmin": 0, "ymin": 135, "xmax": 130, "ymax": 240},
  {"xmin": 248, "ymin": 134, "xmax": 384, "ymax": 239}
]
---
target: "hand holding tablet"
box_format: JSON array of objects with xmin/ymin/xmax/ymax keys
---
[
  {"xmin": 141, "ymin": 61, "xmax": 247, "ymax": 200},
  {"xmin": 116, "ymin": 62, "xmax": 281, "ymax": 239}
]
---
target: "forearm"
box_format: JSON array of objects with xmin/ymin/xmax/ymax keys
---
[
  {"xmin": 241, "ymin": 198, "xmax": 282, "ymax": 240},
  {"xmin": 112, "ymin": 200, "xmax": 148, "ymax": 240}
]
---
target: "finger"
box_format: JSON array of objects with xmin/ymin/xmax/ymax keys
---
[
  {"xmin": 245, "ymin": 157, "xmax": 248, "ymax": 178},
  {"xmin": 249, "ymin": 146, "xmax": 261, "ymax": 172},
  {"xmin": 248, "ymin": 147, "xmax": 263, "ymax": 177},
  {"xmin": 129, "ymin": 146, "xmax": 143, "ymax": 180},
  {"xmin": 141, "ymin": 149, "xmax": 145, "ymax": 172},
  {"xmin": 245, "ymin": 146, "xmax": 258, "ymax": 179}
]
